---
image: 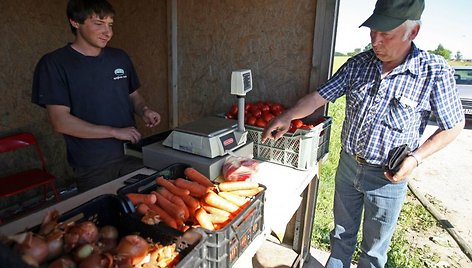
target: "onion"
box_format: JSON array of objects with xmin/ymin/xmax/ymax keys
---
[
  {"xmin": 78, "ymin": 253, "xmax": 113, "ymax": 268},
  {"xmin": 46, "ymin": 230, "xmax": 64, "ymax": 261},
  {"xmin": 99, "ymin": 225, "xmax": 118, "ymax": 241},
  {"xmin": 115, "ymin": 235, "xmax": 149, "ymax": 266},
  {"xmin": 47, "ymin": 257, "xmax": 77, "ymax": 268},
  {"xmin": 72, "ymin": 243, "xmax": 95, "ymax": 263},
  {"xmin": 21, "ymin": 254, "xmax": 39, "ymax": 267},
  {"xmin": 39, "ymin": 210, "xmax": 60, "ymax": 237},
  {"xmin": 64, "ymin": 221, "xmax": 99, "ymax": 251},
  {"xmin": 15, "ymin": 232, "xmax": 49, "ymax": 265},
  {"xmin": 98, "ymin": 238, "xmax": 117, "ymax": 253}
]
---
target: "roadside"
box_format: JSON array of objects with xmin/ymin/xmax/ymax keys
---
[{"xmin": 408, "ymin": 119, "xmax": 472, "ymax": 266}]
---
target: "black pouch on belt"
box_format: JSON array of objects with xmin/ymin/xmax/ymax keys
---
[{"xmin": 386, "ymin": 144, "xmax": 411, "ymax": 174}]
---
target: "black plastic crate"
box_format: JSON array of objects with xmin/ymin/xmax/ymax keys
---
[
  {"xmin": 4, "ymin": 194, "xmax": 206, "ymax": 268},
  {"xmin": 118, "ymin": 163, "xmax": 266, "ymax": 268}
]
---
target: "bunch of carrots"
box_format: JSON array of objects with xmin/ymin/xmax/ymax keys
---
[{"xmin": 126, "ymin": 167, "xmax": 264, "ymax": 232}]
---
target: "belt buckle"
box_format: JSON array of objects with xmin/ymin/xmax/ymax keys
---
[{"xmin": 355, "ymin": 155, "xmax": 366, "ymax": 164}]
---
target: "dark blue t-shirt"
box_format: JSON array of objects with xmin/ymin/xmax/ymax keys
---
[{"xmin": 32, "ymin": 44, "xmax": 141, "ymax": 168}]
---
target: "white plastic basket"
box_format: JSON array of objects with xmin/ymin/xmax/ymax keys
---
[{"xmin": 246, "ymin": 123, "xmax": 323, "ymax": 170}]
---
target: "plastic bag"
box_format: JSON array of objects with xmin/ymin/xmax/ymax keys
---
[{"xmin": 222, "ymin": 154, "xmax": 259, "ymax": 181}]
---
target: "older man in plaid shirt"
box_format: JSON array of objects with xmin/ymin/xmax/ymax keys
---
[{"xmin": 262, "ymin": 0, "xmax": 465, "ymax": 267}]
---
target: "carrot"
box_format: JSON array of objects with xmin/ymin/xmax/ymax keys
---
[
  {"xmin": 175, "ymin": 178, "xmax": 211, "ymax": 198},
  {"xmin": 126, "ymin": 193, "xmax": 157, "ymax": 205},
  {"xmin": 218, "ymin": 191, "xmax": 248, "ymax": 207},
  {"xmin": 200, "ymin": 202, "xmax": 232, "ymax": 218},
  {"xmin": 153, "ymin": 191, "xmax": 186, "ymax": 221},
  {"xmin": 195, "ymin": 208, "xmax": 215, "ymax": 231},
  {"xmin": 203, "ymin": 191, "xmax": 239, "ymax": 213},
  {"xmin": 155, "ymin": 176, "xmax": 190, "ymax": 197},
  {"xmin": 153, "ymin": 190, "xmax": 189, "ymax": 220},
  {"xmin": 136, "ymin": 203, "xmax": 150, "ymax": 215},
  {"xmin": 207, "ymin": 213, "xmax": 231, "ymax": 224},
  {"xmin": 147, "ymin": 203, "xmax": 178, "ymax": 229},
  {"xmin": 226, "ymin": 186, "xmax": 264, "ymax": 197},
  {"xmin": 180, "ymin": 194, "xmax": 199, "ymax": 210},
  {"xmin": 218, "ymin": 181, "xmax": 259, "ymax": 192},
  {"xmin": 184, "ymin": 167, "xmax": 214, "ymax": 187}
]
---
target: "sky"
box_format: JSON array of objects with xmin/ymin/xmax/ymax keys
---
[{"xmin": 335, "ymin": 0, "xmax": 472, "ymax": 59}]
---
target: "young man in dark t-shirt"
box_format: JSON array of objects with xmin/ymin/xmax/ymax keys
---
[{"xmin": 32, "ymin": 0, "xmax": 161, "ymax": 192}]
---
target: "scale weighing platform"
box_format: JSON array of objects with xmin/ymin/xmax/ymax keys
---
[{"xmin": 162, "ymin": 116, "xmax": 248, "ymax": 158}]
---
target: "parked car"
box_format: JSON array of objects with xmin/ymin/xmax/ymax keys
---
[{"xmin": 454, "ymin": 66, "xmax": 472, "ymax": 121}]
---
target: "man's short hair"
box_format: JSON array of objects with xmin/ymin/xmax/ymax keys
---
[{"xmin": 66, "ymin": 0, "xmax": 115, "ymax": 35}]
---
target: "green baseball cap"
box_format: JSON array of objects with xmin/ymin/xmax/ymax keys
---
[{"xmin": 360, "ymin": 0, "xmax": 425, "ymax": 32}]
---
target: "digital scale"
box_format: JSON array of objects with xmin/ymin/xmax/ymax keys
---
[
  {"xmin": 162, "ymin": 69, "xmax": 252, "ymax": 158},
  {"xmin": 140, "ymin": 70, "xmax": 255, "ymax": 180}
]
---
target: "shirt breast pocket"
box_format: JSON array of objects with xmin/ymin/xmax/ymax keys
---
[{"xmin": 382, "ymin": 97, "xmax": 416, "ymax": 132}]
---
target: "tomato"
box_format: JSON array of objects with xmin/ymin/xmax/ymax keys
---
[
  {"xmin": 255, "ymin": 118, "xmax": 267, "ymax": 128},
  {"xmin": 270, "ymin": 103, "xmax": 284, "ymax": 113},
  {"xmin": 225, "ymin": 112, "xmax": 235, "ymax": 119},
  {"xmin": 272, "ymin": 109, "xmax": 283, "ymax": 116},
  {"xmin": 261, "ymin": 104, "xmax": 270, "ymax": 112},
  {"xmin": 292, "ymin": 119, "xmax": 304, "ymax": 129},
  {"xmin": 300, "ymin": 124, "xmax": 314, "ymax": 130},
  {"xmin": 229, "ymin": 104, "xmax": 238, "ymax": 116},
  {"xmin": 245, "ymin": 103, "xmax": 252, "ymax": 111},
  {"xmin": 288, "ymin": 123, "xmax": 297, "ymax": 133},
  {"xmin": 262, "ymin": 111, "xmax": 275, "ymax": 123},
  {"xmin": 249, "ymin": 105, "xmax": 259, "ymax": 114},
  {"xmin": 246, "ymin": 116, "xmax": 257, "ymax": 125},
  {"xmin": 252, "ymin": 109, "xmax": 262, "ymax": 118}
]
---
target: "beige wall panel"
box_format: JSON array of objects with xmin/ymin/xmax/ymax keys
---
[
  {"xmin": 177, "ymin": 0, "xmax": 317, "ymax": 123},
  {"xmin": 0, "ymin": 0, "xmax": 75, "ymax": 193},
  {"xmin": 110, "ymin": 0, "xmax": 169, "ymax": 135}
]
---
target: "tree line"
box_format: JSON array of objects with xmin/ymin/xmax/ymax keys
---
[{"xmin": 336, "ymin": 44, "xmax": 464, "ymax": 61}]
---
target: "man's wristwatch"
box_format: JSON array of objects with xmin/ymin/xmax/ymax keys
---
[{"xmin": 407, "ymin": 152, "xmax": 421, "ymax": 167}]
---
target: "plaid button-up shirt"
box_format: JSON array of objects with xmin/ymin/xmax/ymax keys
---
[{"xmin": 319, "ymin": 44, "xmax": 464, "ymax": 165}]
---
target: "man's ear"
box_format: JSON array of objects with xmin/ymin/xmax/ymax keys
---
[
  {"xmin": 69, "ymin": 19, "xmax": 79, "ymax": 29},
  {"xmin": 409, "ymin": 24, "xmax": 420, "ymax": 41}
]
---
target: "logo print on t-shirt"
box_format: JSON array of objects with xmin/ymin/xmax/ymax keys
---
[{"xmin": 113, "ymin": 68, "xmax": 127, "ymax": 80}]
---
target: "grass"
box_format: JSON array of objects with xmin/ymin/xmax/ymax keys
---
[{"xmin": 310, "ymin": 55, "xmax": 445, "ymax": 267}]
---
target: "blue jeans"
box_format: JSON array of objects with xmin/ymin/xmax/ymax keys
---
[{"xmin": 326, "ymin": 150, "xmax": 408, "ymax": 268}]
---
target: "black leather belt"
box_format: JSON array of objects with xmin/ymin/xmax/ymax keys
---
[{"xmin": 353, "ymin": 154, "xmax": 384, "ymax": 168}]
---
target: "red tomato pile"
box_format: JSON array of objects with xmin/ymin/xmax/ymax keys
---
[
  {"xmin": 225, "ymin": 101, "xmax": 285, "ymax": 128},
  {"xmin": 225, "ymin": 101, "xmax": 317, "ymax": 132}
]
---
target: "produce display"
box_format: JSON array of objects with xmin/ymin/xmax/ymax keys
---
[
  {"xmin": 225, "ymin": 101, "xmax": 317, "ymax": 132},
  {"xmin": 127, "ymin": 167, "xmax": 264, "ymax": 232},
  {"xmin": 1, "ymin": 211, "xmax": 180, "ymax": 268}
]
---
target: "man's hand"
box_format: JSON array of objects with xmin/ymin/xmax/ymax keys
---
[
  {"xmin": 384, "ymin": 156, "xmax": 417, "ymax": 183},
  {"xmin": 112, "ymin": 126, "xmax": 142, "ymax": 144},
  {"xmin": 261, "ymin": 114, "xmax": 292, "ymax": 143},
  {"xmin": 142, "ymin": 108, "xmax": 161, "ymax": 128}
]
